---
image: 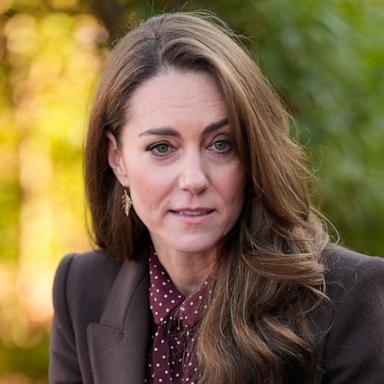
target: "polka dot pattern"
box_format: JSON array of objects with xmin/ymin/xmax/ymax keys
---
[{"xmin": 146, "ymin": 250, "xmax": 209, "ymax": 384}]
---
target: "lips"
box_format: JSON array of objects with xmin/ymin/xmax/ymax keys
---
[
  {"xmin": 169, "ymin": 208, "xmax": 215, "ymax": 224},
  {"xmin": 176, "ymin": 211, "xmax": 212, "ymax": 216},
  {"xmin": 171, "ymin": 208, "xmax": 215, "ymax": 216}
]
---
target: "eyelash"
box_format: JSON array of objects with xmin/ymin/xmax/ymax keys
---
[
  {"xmin": 146, "ymin": 139, "xmax": 233, "ymax": 157},
  {"xmin": 147, "ymin": 141, "xmax": 174, "ymax": 157},
  {"xmin": 208, "ymin": 139, "xmax": 232, "ymax": 154}
]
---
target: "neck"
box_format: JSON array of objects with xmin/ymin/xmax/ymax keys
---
[{"xmin": 152, "ymin": 244, "xmax": 216, "ymax": 297}]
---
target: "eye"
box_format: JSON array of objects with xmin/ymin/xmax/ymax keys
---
[
  {"xmin": 147, "ymin": 141, "xmax": 174, "ymax": 157},
  {"xmin": 209, "ymin": 139, "xmax": 233, "ymax": 154}
]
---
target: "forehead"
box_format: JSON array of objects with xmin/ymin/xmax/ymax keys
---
[{"xmin": 124, "ymin": 69, "xmax": 228, "ymax": 131}]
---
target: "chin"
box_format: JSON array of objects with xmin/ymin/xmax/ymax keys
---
[{"xmin": 166, "ymin": 236, "xmax": 221, "ymax": 255}]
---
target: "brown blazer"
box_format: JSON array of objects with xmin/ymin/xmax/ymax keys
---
[{"xmin": 49, "ymin": 245, "xmax": 384, "ymax": 384}]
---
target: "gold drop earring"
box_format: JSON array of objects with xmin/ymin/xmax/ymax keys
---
[{"xmin": 121, "ymin": 187, "xmax": 132, "ymax": 217}]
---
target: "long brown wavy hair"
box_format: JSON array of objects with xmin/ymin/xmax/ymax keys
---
[{"xmin": 84, "ymin": 11, "xmax": 330, "ymax": 384}]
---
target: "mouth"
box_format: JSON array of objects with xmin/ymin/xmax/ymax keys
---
[
  {"xmin": 170, "ymin": 208, "xmax": 215, "ymax": 217},
  {"xmin": 174, "ymin": 211, "xmax": 213, "ymax": 217}
]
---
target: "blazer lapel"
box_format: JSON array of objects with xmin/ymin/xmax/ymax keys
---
[{"xmin": 87, "ymin": 251, "xmax": 151, "ymax": 384}]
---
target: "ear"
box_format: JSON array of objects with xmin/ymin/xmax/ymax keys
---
[{"xmin": 106, "ymin": 132, "xmax": 129, "ymax": 187}]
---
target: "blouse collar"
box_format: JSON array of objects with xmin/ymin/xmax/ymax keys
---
[{"xmin": 149, "ymin": 250, "xmax": 209, "ymax": 327}]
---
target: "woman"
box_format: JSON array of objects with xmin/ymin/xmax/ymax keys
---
[{"xmin": 49, "ymin": 11, "xmax": 384, "ymax": 384}]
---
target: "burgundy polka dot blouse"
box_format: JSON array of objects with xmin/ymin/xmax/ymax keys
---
[{"xmin": 146, "ymin": 250, "xmax": 209, "ymax": 384}]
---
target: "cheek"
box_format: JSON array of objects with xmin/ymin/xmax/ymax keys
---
[
  {"xmin": 218, "ymin": 165, "xmax": 246, "ymax": 236},
  {"xmin": 127, "ymin": 164, "xmax": 173, "ymax": 211},
  {"xmin": 129, "ymin": 170, "xmax": 154, "ymax": 207},
  {"xmin": 220, "ymin": 164, "xmax": 246, "ymax": 206}
]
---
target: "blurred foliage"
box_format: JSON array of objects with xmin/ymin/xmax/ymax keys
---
[{"xmin": 0, "ymin": 0, "xmax": 383, "ymax": 382}]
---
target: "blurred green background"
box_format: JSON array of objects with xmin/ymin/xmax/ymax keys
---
[{"xmin": 0, "ymin": 0, "xmax": 383, "ymax": 382}]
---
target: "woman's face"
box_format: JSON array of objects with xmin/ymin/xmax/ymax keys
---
[{"xmin": 108, "ymin": 69, "xmax": 246, "ymax": 256}]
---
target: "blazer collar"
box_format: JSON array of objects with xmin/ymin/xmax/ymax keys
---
[{"xmin": 87, "ymin": 249, "xmax": 152, "ymax": 384}]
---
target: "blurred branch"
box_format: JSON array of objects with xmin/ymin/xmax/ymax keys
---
[
  {"xmin": 87, "ymin": 0, "xmax": 188, "ymax": 43},
  {"xmin": 88, "ymin": 0, "xmax": 124, "ymax": 43}
]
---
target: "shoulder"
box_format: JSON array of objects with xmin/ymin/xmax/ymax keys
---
[
  {"xmin": 54, "ymin": 250, "xmax": 123, "ymax": 291},
  {"xmin": 322, "ymin": 243, "xmax": 384, "ymax": 302},
  {"xmin": 53, "ymin": 250, "xmax": 123, "ymax": 300},
  {"xmin": 52, "ymin": 250, "xmax": 124, "ymax": 326},
  {"xmin": 323, "ymin": 242, "xmax": 384, "ymax": 273},
  {"xmin": 318, "ymin": 244, "xmax": 384, "ymax": 382}
]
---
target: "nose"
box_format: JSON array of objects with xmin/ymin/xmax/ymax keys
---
[{"xmin": 178, "ymin": 152, "xmax": 209, "ymax": 194}]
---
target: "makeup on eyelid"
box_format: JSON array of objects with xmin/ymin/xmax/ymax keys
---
[{"xmin": 145, "ymin": 136, "xmax": 233, "ymax": 158}]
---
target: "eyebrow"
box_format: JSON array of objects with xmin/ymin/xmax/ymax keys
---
[{"xmin": 138, "ymin": 117, "xmax": 229, "ymax": 138}]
